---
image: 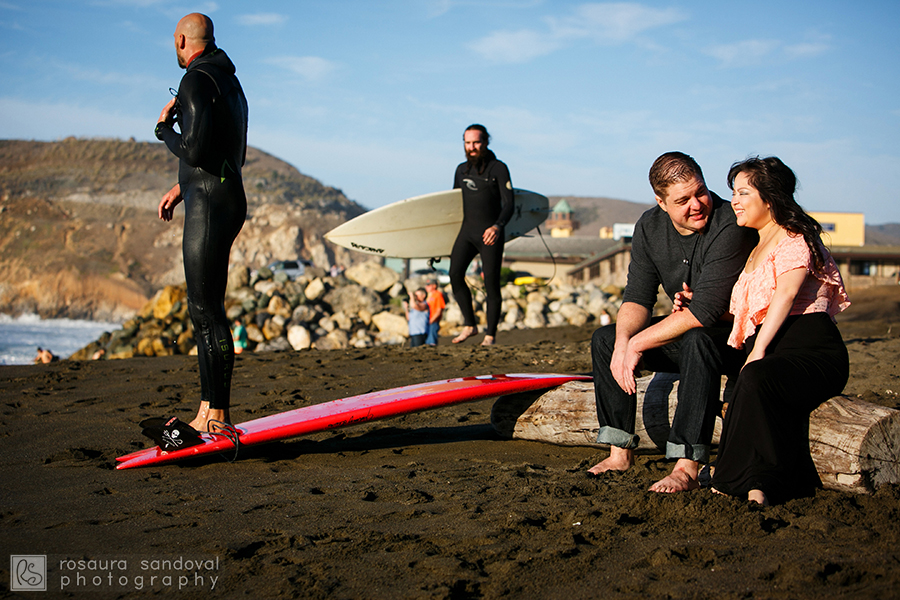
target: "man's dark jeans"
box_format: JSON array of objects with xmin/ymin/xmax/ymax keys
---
[{"xmin": 590, "ymin": 319, "xmax": 739, "ymax": 463}]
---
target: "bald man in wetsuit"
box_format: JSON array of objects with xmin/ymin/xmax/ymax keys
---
[
  {"xmin": 155, "ymin": 13, "xmax": 248, "ymax": 432},
  {"xmin": 449, "ymin": 124, "xmax": 515, "ymax": 346}
]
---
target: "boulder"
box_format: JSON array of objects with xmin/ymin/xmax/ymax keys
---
[
  {"xmin": 305, "ymin": 278, "xmax": 326, "ymax": 302},
  {"xmin": 318, "ymin": 315, "xmax": 336, "ymax": 333},
  {"xmin": 558, "ymin": 303, "xmax": 591, "ymax": 327},
  {"xmin": 371, "ymin": 311, "xmax": 409, "ymax": 337},
  {"xmin": 246, "ymin": 323, "xmax": 265, "ymax": 344},
  {"xmin": 151, "ymin": 337, "xmax": 174, "ymax": 357},
  {"xmin": 253, "ymin": 279, "xmax": 280, "ymax": 296},
  {"xmin": 287, "ymin": 325, "xmax": 312, "ymax": 350},
  {"xmin": 442, "ymin": 304, "xmax": 465, "ymax": 326},
  {"xmin": 136, "ymin": 337, "xmax": 155, "ymax": 357},
  {"xmin": 314, "ymin": 329, "xmax": 350, "ymax": 351},
  {"xmin": 523, "ymin": 302, "xmax": 546, "ymax": 328},
  {"xmin": 176, "ymin": 330, "xmax": 194, "ymax": 355},
  {"xmin": 263, "ymin": 315, "xmax": 286, "ymax": 340},
  {"xmin": 345, "ymin": 261, "xmax": 400, "ymax": 293},
  {"xmin": 227, "ymin": 265, "xmax": 250, "ymax": 292},
  {"xmin": 267, "ymin": 294, "xmax": 293, "ymax": 319},
  {"xmin": 291, "ymin": 304, "xmax": 317, "ymax": 325},
  {"xmin": 375, "ymin": 331, "xmax": 407, "ymax": 346},
  {"xmin": 324, "ymin": 284, "xmax": 382, "ymax": 316},
  {"xmin": 547, "ymin": 312, "xmax": 567, "ymax": 327},
  {"xmin": 148, "ymin": 286, "xmax": 187, "ymax": 321},
  {"xmin": 256, "ymin": 337, "xmax": 292, "ymax": 352},
  {"xmin": 332, "ymin": 311, "xmax": 353, "ymax": 331}
]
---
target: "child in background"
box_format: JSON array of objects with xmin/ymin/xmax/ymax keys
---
[{"xmin": 404, "ymin": 288, "xmax": 429, "ymax": 348}]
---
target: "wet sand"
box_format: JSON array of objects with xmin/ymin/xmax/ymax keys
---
[{"xmin": 2, "ymin": 286, "xmax": 899, "ymax": 599}]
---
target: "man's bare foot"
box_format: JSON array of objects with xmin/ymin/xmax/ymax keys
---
[
  {"xmin": 452, "ymin": 326, "xmax": 477, "ymax": 344},
  {"xmin": 587, "ymin": 446, "xmax": 634, "ymax": 475},
  {"xmin": 188, "ymin": 401, "xmax": 210, "ymax": 431},
  {"xmin": 480, "ymin": 335, "xmax": 495, "ymax": 346},
  {"xmin": 649, "ymin": 459, "xmax": 701, "ymax": 493},
  {"xmin": 189, "ymin": 403, "xmax": 231, "ymax": 432},
  {"xmin": 748, "ymin": 489, "xmax": 769, "ymax": 505}
]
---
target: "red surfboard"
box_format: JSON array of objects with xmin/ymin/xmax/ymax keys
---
[{"xmin": 116, "ymin": 373, "xmax": 590, "ymax": 470}]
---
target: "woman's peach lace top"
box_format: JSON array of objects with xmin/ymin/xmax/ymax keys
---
[{"xmin": 728, "ymin": 234, "xmax": 850, "ymax": 349}]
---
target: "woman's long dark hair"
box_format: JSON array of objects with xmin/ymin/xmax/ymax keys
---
[{"xmin": 727, "ymin": 156, "xmax": 826, "ymax": 273}]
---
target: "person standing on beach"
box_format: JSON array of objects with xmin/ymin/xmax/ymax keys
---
[
  {"xmin": 155, "ymin": 13, "xmax": 248, "ymax": 432},
  {"xmin": 424, "ymin": 280, "xmax": 445, "ymax": 346},
  {"xmin": 449, "ymin": 124, "xmax": 515, "ymax": 347},
  {"xmin": 587, "ymin": 152, "xmax": 756, "ymax": 492},
  {"xmin": 404, "ymin": 288, "xmax": 430, "ymax": 348}
]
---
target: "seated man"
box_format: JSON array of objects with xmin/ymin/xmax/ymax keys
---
[{"xmin": 588, "ymin": 152, "xmax": 755, "ymax": 492}]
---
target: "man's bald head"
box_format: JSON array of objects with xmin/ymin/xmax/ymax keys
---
[{"xmin": 174, "ymin": 13, "xmax": 215, "ymax": 68}]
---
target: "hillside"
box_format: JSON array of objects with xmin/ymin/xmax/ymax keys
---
[
  {"xmin": 548, "ymin": 195, "xmax": 653, "ymax": 236},
  {"xmin": 0, "ymin": 138, "xmax": 366, "ymax": 320},
  {"xmin": 866, "ymin": 223, "xmax": 900, "ymax": 246}
]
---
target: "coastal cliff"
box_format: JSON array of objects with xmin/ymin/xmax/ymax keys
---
[{"xmin": 0, "ymin": 138, "xmax": 366, "ymax": 320}]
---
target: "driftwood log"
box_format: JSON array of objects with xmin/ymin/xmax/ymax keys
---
[{"xmin": 490, "ymin": 373, "xmax": 900, "ymax": 495}]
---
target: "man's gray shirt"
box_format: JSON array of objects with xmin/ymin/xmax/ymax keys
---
[{"xmin": 623, "ymin": 192, "xmax": 757, "ymax": 327}]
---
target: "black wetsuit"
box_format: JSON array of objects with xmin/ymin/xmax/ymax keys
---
[
  {"xmin": 450, "ymin": 150, "xmax": 515, "ymax": 337},
  {"xmin": 156, "ymin": 46, "xmax": 248, "ymax": 410}
]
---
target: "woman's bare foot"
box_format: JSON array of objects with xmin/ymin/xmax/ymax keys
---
[
  {"xmin": 480, "ymin": 335, "xmax": 495, "ymax": 346},
  {"xmin": 748, "ymin": 489, "xmax": 769, "ymax": 506},
  {"xmin": 452, "ymin": 326, "xmax": 477, "ymax": 344},
  {"xmin": 587, "ymin": 446, "xmax": 634, "ymax": 475},
  {"xmin": 649, "ymin": 459, "xmax": 701, "ymax": 493}
]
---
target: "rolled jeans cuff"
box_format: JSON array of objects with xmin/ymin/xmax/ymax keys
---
[
  {"xmin": 666, "ymin": 441, "xmax": 709, "ymax": 464},
  {"xmin": 596, "ymin": 426, "xmax": 639, "ymax": 450}
]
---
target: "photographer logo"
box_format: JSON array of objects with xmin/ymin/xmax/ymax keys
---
[{"xmin": 10, "ymin": 555, "xmax": 47, "ymax": 591}]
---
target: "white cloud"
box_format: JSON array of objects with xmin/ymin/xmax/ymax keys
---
[
  {"xmin": 467, "ymin": 29, "xmax": 563, "ymax": 64},
  {"xmin": 707, "ymin": 35, "xmax": 830, "ymax": 67},
  {"xmin": 264, "ymin": 56, "xmax": 339, "ymax": 82},
  {"xmin": 784, "ymin": 42, "xmax": 829, "ymax": 59},
  {"xmin": 236, "ymin": 13, "xmax": 287, "ymax": 27},
  {"xmin": 705, "ymin": 39, "xmax": 780, "ymax": 66},
  {"xmin": 468, "ymin": 2, "xmax": 687, "ymax": 63},
  {"xmin": 550, "ymin": 2, "xmax": 686, "ymax": 43}
]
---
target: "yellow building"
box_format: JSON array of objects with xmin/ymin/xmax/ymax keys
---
[{"xmin": 810, "ymin": 212, "xmax": 865, "ymax": 247}]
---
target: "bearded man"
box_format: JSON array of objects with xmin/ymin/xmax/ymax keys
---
[{"xmin": 448, "ymin": 124, "xmax": 515, "ymax": 346}]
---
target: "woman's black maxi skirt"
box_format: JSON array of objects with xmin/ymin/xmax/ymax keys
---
[{"xmin": 711, "ymin": 313, "xmax": 849, "ymax": 504}]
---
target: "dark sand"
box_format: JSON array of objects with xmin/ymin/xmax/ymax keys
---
[{"xmin": 2, "ymin": 286, "xmax": 899, "ymax": 599}]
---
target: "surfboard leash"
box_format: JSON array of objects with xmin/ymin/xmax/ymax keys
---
[
  {"xmin": 533, "ymin": 224, "xmax": 558, "ymax": 288},
  {"xmin": 207, "ymin": 420, "xmax": 241, "ymax": 463}
]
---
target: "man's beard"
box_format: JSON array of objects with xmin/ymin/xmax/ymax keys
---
[{"xmin": 465, "ymin": 147, "xmax": 491, "ymax": 173}]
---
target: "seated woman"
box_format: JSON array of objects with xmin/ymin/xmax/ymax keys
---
[{"xmin": 710, "ymin": 156, "xmax": 850, "ymax": 506}]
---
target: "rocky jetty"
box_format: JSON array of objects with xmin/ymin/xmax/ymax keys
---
[{"xmin": 70, "ymin": 261, "xmax": 624, "ymax": 360}]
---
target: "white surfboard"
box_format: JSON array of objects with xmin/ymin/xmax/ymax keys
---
[{"xmin": 325, "ymin": 189, "xmax": 549, "ymax": 259}]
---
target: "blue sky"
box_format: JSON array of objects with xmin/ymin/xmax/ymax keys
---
[{"xmin": 2, "ymin": 1, "xmax": 898, "ymax": 224}]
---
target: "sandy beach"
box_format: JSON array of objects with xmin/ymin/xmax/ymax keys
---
[{"xmin": 2, "ymin": 286, "xmax": 899, "ymax": 599}]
